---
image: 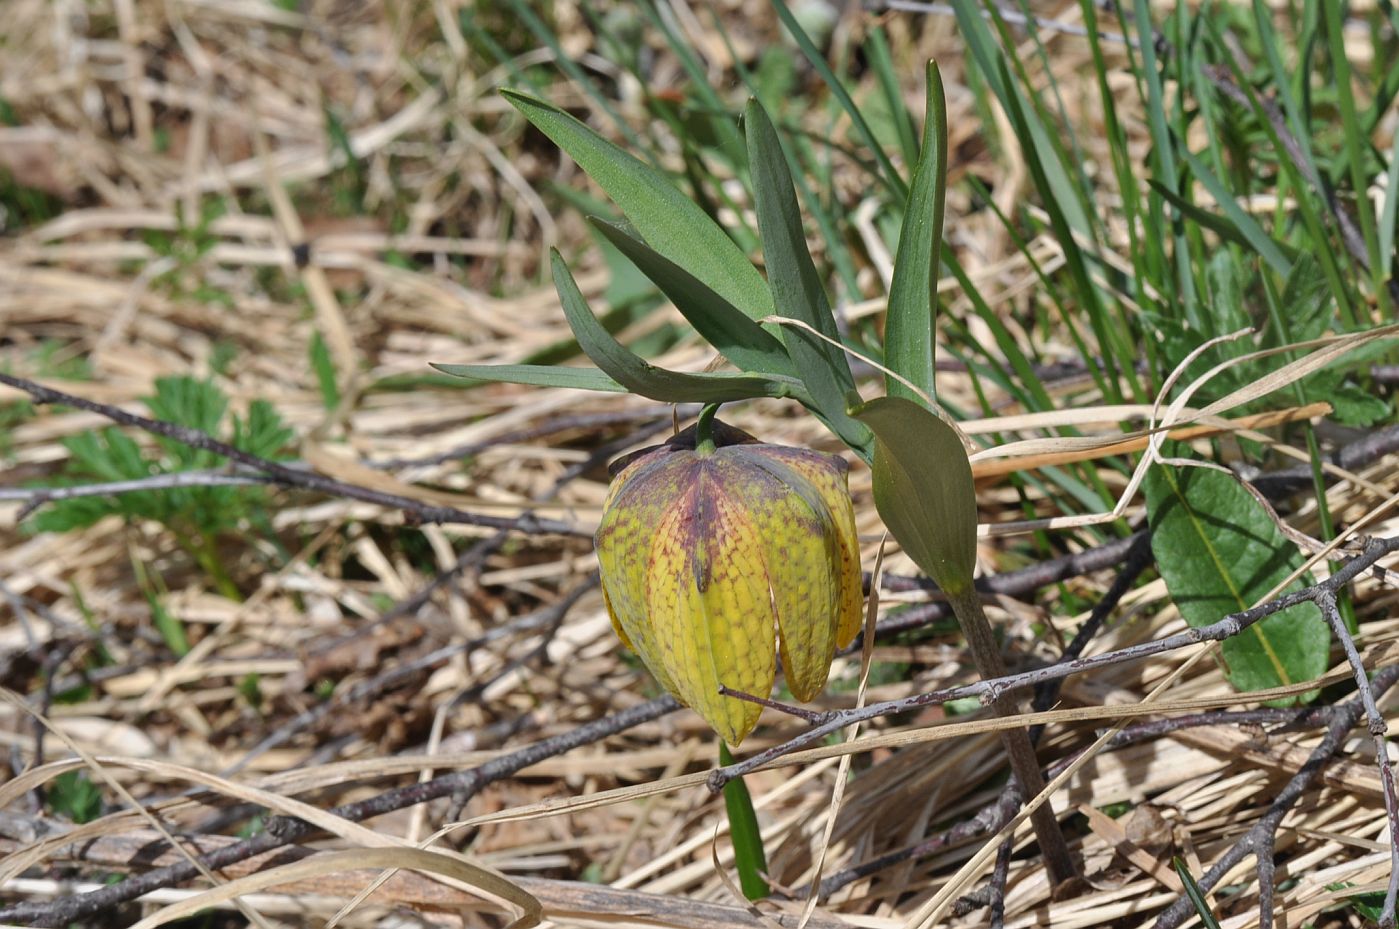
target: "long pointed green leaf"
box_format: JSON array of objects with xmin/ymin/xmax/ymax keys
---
[
  {"xmin": 589, "ymin": 219, "xmax": 796, "ymax": 378},
  {"xmin": 851, "ymin": 396, "xmax": 975, "ymax": 596},
  {"xmin": 744, "ymin": 99, "xmax": 868, "ymax": 451},
  {"xmin": 502, "ymin": 89, "xmax": 772, "ymax": 323},
  {"xmin": 550, "ymin": 250, "xmax": 806, "ymax": 403},
  {"xmin": 885, "ymin": 61, "xmax": 948, "ymax": 407},
  {"xmin": 430, "ymin": 363, "xmax": 625, "ymax": 392}
]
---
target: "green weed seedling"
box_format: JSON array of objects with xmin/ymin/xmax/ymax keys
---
[{"xmin": 29, "ymin": 375, "xmax": 293, "ymax": 601}]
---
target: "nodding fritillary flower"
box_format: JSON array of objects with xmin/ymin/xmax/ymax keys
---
[{"xmin": 595, "ymin": 418, "xmax": 862, "ymax": 745}]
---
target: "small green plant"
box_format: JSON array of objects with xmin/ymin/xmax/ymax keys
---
[
  {"xmin": 1174, "ymin": 857, "xmax": 1224, "ymax": 929},
  {"xmin": 142, "ymin": 198, "xmax": 234, "ymax": 307},
  {"xmin": 48, "ymin": 770, "xmax": 102, "ymax": 824},
  {"xmin": 438, "ymin": 59, "xmax": 1075, "ymax": 887},
  {"xmin": 28, "ymin": 375, "xmax": 293, "ymax": 600}
]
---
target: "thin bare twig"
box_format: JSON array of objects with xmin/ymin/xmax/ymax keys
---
[
  {"xmin": 1152, "ymin": 663, "xmax": 1399, "ymax": 929},
  {"xmin": 710, "ymin": 536, "xmax": 1399, "ymax": 790},
  {"xmin": 1, "ymin": 470, "xmax": 277, "ymax": 521},
  {"xmin": 1315, "ymin": 589, "xmax": 1399, "ymax": 926}
]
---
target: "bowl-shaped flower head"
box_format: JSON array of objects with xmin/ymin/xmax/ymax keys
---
[{"xmin": 595, "ymin": 417, "xmax": 862, "ymax": 745}]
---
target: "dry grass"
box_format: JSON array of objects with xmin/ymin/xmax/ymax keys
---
[{"xmin": 1, "ymin": 2, "xmax": 1397, "ymax": 928}]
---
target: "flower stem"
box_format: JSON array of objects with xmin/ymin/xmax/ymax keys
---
[
  {"xmin": 719, "ymin": 741, "xmax": 770, "ymax": 900},
  {"xmin": 944, "ymin": 584, "xmax": 1078, "ymax": 888},
  {"xmin": 694, "ymin": 403, "xmax": 722, "ymax": 456}
]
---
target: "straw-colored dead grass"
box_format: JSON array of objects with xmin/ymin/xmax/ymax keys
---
[{"xmin": 1, "ymin": 2, "xmax": 1396, "ymax": 927}]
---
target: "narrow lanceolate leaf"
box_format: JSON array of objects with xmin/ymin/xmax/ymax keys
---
[
  {"xmin": 502, "ymin": 89, "xmax": 772, "ymax": 323},
  {"xmin": 1145, "ymin": 461, "xmax": 1329, "ymax": 702},
  {"xmin": 430, "ymin": 363, "xmax": 626, "ymax": 393},
  {"xmin": 851, "ymin": 396, "xmax": 976, "ymax": 596},
  {"xmin": 885, "ymin": 61, "xmax": 948, "ymax": 407},
  {"xmin": 744, "ymin": 99, "xmax": 869, "ymax": 452},
  {"xmin": 590, "ymin": 218, "xmax": 797, "ymax": 378},
  {"xmin": 551, "ymin": 250, "xmax": 807, "ymax": 404}
]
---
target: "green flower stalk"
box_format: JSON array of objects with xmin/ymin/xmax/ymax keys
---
[{"xmin": 595, "ymin": 410, "xmax": 862, "ymax": 745}]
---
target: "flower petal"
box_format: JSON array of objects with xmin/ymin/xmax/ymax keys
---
[
  {"xmin": 746, "ymin": 446, "xmax": 864, "ymax": 647},
  {"xmin": 595, "ymin": 451, "xmax": 696, "ymax": 697},
  {"xmin": 645, "ymin": 464, "xmax": 775, "ymax": 744},
  {"xmin": 715, "ymin": 450, "xmax": 840, "ymax": 702}
]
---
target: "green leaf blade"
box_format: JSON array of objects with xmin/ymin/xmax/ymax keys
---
[
  {"xmin": 589, "ymin": 218, "xmax": 796, "ymax": 378},
  {"xmin": 885, "ymin": 61, "xmax": 948, "ymax": 407},
  {"xmin": 744, "ymin": 99, "xmax": 868, "ymax": 451},
  {"xmin": 502, "ymin": 89, "xmax": 772, "ymax": 323},
  {"xmin": 851, "ymin": 396, "xmax": 976, "ymax": 595},
  {"xmin": 430, "ymin": 363, "xmax": 627, "ymax": 393},
  {"xmin": 718, "ymin": 742, "xmax": 770, "ymax": 900},
  {"xmin": 1145, "ymin": 462, "xmax": 1329, "ymax": 701},
  {"xmin": 549, "ymin": 250, "xmax": 807, "ymax": 403}
]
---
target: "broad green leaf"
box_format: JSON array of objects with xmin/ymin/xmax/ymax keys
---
[
  {"xmin": 744, "ymin": 99, "xmax": 869, "ymax": 452},
  {"xmin": 502, "ymin": 90, "xmax": 772, "ymax": 323},
  {"xmin": 550, "ymin": 250, "xmax": 807, "ymax": 403},
  {"xmin": 430, "ymin": 363, "xmax": 627, "ymax": 393},
  {"xmin": 589, "ymin": 219, "xmax": 797, "ymax": 378},
  {"xmin": 885, "ymin": 61, "xmax": 948, "ymax": 407},
  {"xmin": 1145, "ymin": 461, "xmax": 1329, "ymax": 702},
  {"xmin": 850, "ymin": 396, "xmax": 975, "ymax": 595}
]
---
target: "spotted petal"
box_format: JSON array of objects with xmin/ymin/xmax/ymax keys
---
[
  {"xmin": 644, "ymin": 463, "xmax": 777, "ymax": 744},
  {"xmin": 595, "ymin": 450, "xmax": 693, "ymax": 697},
  {"xmin": 744, "ymin": 446, "xmax": 863, "ymax": 648},
  {"xmin": 715, "ymin": 449, "xmax": 840, "ymax": 702}
]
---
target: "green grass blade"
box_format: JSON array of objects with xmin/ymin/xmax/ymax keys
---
[
  {"xmin": 1173, "ymin": 858, "xmax": 1223, "ymax": 929},
  {"xmin": 1176, "ymin": 149, "xmax": 1293, "ymax": 275},
  {"xmin": 1322, "ymin": 0, "xmax": 1386, "ymax": 312},
  {"xmin": 1381, "ymin": 121, "xmax": 1399, "ymax": 282},
  {"xmin": 884, "ymin": 61, "xmax": 947, "ymax": 407},
  {"xmin": 995, "ymin": 60, "xmax": 1129, "ymax": 403},
  {"xmin": 1148, "ymin": 180, "xmax": 1298, "ymax": 268},
  {"xmin": 1132, "ymin": 0, "xmax": 1198, "ymax": 320},
  {"xmin": 498, "ymin": 0, "xmax": 647, "ymax": 155},
  {"xmin": 769, "ymin": 0, "xmax": 905, "ymax": 198},
  {"xmin": 503, "ymin": 90, "xmax": 773, "ymax": 323},
  {"xmin": 866, "ymin": 26, "xmax": 918, "ymax": 167}
]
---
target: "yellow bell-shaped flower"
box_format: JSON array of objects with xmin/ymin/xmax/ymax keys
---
[{"xmin": 595, "ymin": 417, "xmax": 862, "ymax": 745}]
